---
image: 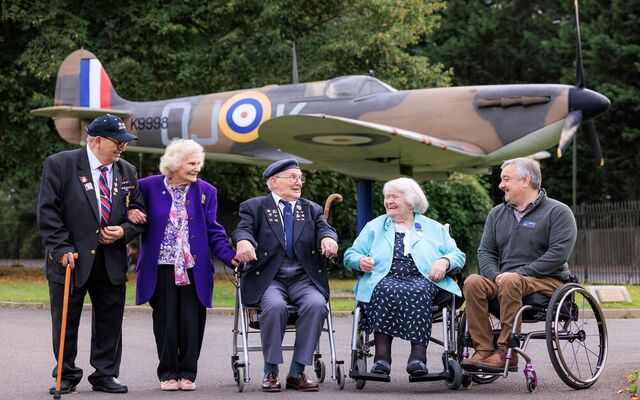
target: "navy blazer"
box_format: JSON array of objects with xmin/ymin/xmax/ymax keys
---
[
  {"xmin": 37, "ymin": 147, "xmax": 145, "ymax": 287},
  {"xmin": 232, "ymin": 194, "xmax": 338, "ymax": 305}
]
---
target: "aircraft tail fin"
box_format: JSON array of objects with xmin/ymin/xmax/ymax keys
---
[{"xmin": 31, "ymin": 49, "xmax": 131, "ymax": 144}]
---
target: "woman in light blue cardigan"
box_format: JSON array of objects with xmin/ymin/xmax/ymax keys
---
[{"xmin": 344, "ymin": 177, "xmax": 465, "ymax": 376}]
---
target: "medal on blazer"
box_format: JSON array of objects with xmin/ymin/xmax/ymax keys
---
[
  {"xmin": 79, "ymin": 175, "xmax": 93, "ymax": 191},
  {"xmin": 415, "ymin": 222, "xmax": 423, "ymax": 238}
]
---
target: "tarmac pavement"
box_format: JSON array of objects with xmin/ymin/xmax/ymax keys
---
[{"xmin": 0, "ymin": 307, "xmax": 636, "ymax": 400}]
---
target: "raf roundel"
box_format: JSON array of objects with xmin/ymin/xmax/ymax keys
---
[{"xmin": 218, "ymin": 91, "xmax": 272, "ymax": 143}]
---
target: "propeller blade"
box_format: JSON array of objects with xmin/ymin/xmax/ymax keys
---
[
  {"xmin": 584, "ymin": 120, "xmax": 604, "ymax": 166},
  {"xmin": 574, "ymin": 0, "xmax": 586, "ymax": 88},
  {"xmin": 557, "ymin": 110, "xmax": 582, "ymax": 158}
]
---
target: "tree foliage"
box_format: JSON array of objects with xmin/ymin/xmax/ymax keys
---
[
  {"xmin": 427, "ymin": 0, "xmax": 640, "ymax": 205},
  {"xmin": 0, "ymin": 0, "xmax": 462, "ymax": 260}
]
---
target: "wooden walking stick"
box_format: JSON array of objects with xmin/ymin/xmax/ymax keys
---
[
  {"xmin": 53, "ymin": 252, "xmax": 78, "ymax": 400},
  {"xmin": 323, "ymin": 193, "xmax": 343, "ymax": 220}
]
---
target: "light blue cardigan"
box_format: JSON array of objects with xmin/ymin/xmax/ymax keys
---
[{"xmin": 343, "ymin": 214, "xmax": 466, "ymax": 302}]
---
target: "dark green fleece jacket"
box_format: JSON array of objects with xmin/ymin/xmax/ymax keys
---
[{"xmin": 477, "ymin": 190, "xmax": 577, "ymax": 282}]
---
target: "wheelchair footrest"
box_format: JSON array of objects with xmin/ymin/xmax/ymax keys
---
[
  {"xmin": 408, "ymin": 371, "xmax": 451, "ymax": 382},
  {"xmin": 349, "ymin": 371, "xmax": 391, "ymax": 382}
]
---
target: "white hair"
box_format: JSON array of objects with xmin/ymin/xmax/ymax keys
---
[
  {"xmin": 501, "ymin": 157, "xmax": 542, "ymax": 189},
  {"xmin": 159, "ymin": 139, "xmax": 205, "ymax": 177},
  {"xmin": 383, "ymin": 177, "xmax": 429, "ymax": 214}
]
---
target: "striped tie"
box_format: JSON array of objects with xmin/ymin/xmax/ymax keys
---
[{"xmin": 98, "ymin": 165, "xmax": 111, "ymax": 226}]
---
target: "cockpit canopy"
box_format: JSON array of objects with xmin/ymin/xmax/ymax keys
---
[{"xmin": 304, "ymin": 76, "xmax": 396, "ymax": 99}]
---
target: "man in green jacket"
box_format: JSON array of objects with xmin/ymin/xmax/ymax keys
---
[{"xmin": 461, "ymin": 157, "xmax": 577, "ymax": 371}]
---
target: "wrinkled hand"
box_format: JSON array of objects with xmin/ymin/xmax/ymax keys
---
[
  {"xmin": 358, "ymin": 256, "xmax": 374, "ymax": 273},
  {"xmin": 429, "ymin": 258, "xmax": 449, "ymax": 282},
  {"xmin": 320, "ymin": 237, "xmax": 338, "ymax": 258},
  {"xmin": 99, "ymin": 226, "xmax": 124, "ymax": 245},
  {"xmin": 495, "ymin": 272, "xmax": 518, "ymax": 285},
  {"xmin": 127, "ymin": 208, "xmax": 147, "ymax": 224},
  {"xmin": 235, "ymin": 240, "xmax": 257, "ymax": 263},
  {"xmin": 230, "ymin": 256, "xmax": 241, "ymax": 268},
  {"xmin": 60, "ymin": 252, "xmax": 77, "ymax": 269}
]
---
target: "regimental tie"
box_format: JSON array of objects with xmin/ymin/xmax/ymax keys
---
[
  {"xmin": 98, "ymin": 165, "xmax": 111, "ymax": 226},
  {"xmin": 280, "ymin": 200, "xmax": 295, "ymax": 259}
]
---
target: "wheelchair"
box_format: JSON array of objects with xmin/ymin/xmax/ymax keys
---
[
  {"xmin": 230, "ymin": 269, "xmax": 345, "ymax": 392},
  {"xmin": 458, "ymin": 276, "xmax": 608, "ymax": 392},
  {"xmin": 348, "ymin": 268, "xmax": 467, "ymax": 390}
]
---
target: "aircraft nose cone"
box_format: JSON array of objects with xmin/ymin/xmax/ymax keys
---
[{"xmin": 569, "ymin": 87, "xmax": 610, "ymax": 120}]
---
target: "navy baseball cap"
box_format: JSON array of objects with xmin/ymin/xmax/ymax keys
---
[
  {"xmin": 86, "ymin": 114, "xmax": 137, "ymax": 142},
  {"xmin": 262, "ymin": 159, "xmax": 300, "ymax": 179}
]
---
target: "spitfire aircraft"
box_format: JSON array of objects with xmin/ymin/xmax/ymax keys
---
[{"xmin": 32, "ymin": 3, "xmax": 609, "ymax": 226}]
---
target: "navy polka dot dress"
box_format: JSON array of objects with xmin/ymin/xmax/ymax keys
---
[{"xmin": 360, "ymin": 232, "xmax": 439, "ymax": 346}]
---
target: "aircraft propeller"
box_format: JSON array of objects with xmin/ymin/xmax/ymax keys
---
[{"xmin": 556, "ymin": 0, "xmax": 609, "ymax": 166}]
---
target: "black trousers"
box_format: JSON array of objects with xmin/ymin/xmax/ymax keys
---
[
  {"xmin": 149, "ymin": 265, "xmax": 206, "ymax": 381},
  {"xmin": 49, "ymin": 246, "xmax": 126, "ymax": 385}
]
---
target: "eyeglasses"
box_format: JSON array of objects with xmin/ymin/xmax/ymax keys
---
[
  {"xmin": 274, "ymin": 174, "xmax": 306, "ymax": 183},
  {"xmin": 102, "ymin": 136, "xmax": 128, "ymax": 150}
]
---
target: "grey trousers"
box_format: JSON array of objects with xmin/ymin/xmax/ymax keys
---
[{"xmin": 259, "ymin": 274, "xmax": 327, "ymax": 365}]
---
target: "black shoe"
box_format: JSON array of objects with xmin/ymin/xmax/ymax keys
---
[
  {"xmin": 406, "ymin": 359, "xmax": 428, "ymax": 376},
  {"xmin": 370, "ymin": 359, "xmax": 391, "ymax": 375},
  {"xmin": 49, "ymin": 380, "xmax": 77, "ymax": 395},
  {"xmin": 91, "ymin": 377, "xmax": 128, "ymax": 393}
]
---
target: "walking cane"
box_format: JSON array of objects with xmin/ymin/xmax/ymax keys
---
[
  {"xmin": 53, "ymin": 252, "xmax": 78, "ymax": 400},
  {"xmin": 323, "ymin": 193, "xmax": 343, "ymax": 220}
]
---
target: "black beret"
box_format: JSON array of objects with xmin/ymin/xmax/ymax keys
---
[{"xmin": 262, "ymin": 158, "xmax": 300, "ymax": 179}]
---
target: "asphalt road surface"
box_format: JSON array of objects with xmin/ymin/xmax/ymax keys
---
[{"xmin": 1, "ymin": 308, "xmax": 635, "ymax": 399}]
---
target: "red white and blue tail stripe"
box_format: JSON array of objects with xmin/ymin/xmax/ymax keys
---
[{"xmin": 80, "ymin": 58, "xmax": 112, "ymax": 109}]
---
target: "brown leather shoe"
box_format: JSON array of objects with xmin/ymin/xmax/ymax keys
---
[
  {"xmin": 286, "ymin": 372, "xmax": 319, "ymax": 392},
  {"xmin": 262, "ymin": 371, "xmax": 281, "ymax": 392},
  {"xmin": 461, "ymin": 349, "xmax": 494, "ymax": 370},
  {"xmin": 476, "ymin": 348, "xmax": 518, "ymax": 372}
]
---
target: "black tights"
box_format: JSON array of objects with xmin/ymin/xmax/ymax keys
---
[{"xmin": 374, "ymin": 332, "xmax": 427, "ymax": 363}]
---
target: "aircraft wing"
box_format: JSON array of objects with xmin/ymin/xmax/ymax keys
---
[{"xmin": 259, "ymin": 114, "xmax": 489, "ymax": 180}]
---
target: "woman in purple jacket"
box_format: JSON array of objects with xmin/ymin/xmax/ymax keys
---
[{"xmin": 129, "ymin": 139, "xmax": 237, "ymax": 391}]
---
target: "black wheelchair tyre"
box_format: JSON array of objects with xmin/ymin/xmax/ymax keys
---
[
  {"xmin": 446, "ymin": 359, "xmax": 463, "ymax": 390},
  {"xmin": 354, "ymin": 358, "xmax": 367, "ymax": 390},
  {"xmin": 315, "ymin": 358, "xmax": 326, "ymax": 383},
  {"xmin": 545, "ymin": 283, "xmax": 608, "ymax": 390}
]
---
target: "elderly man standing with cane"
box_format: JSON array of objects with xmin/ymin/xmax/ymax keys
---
[{"xmin": 37, "ymin": 114, "xmax": 145, "ymax": 395}]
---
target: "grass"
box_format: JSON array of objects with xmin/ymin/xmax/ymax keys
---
[
  {"xmin": 0, "ymin": 266, "xmax": 357, "ymax": 311},
  {"xmin": 2, "ymin": 265, "xmax": 638, "ymax": 311}
]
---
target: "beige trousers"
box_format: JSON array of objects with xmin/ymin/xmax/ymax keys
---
[{"xmin": 462, "ymin": 273, "xmax": 563, "ymax": 350}]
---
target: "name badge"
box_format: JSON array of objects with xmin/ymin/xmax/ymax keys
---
[{"xmin": 522, "ymin": 220, "xmax": 536, "ymax": 228}]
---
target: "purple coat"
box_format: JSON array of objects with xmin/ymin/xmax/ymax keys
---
[{"xmin": 135, "ymin": 175, "xmax": 235, "ymax": 307}]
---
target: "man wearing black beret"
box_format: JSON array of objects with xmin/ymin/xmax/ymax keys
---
[
  {"xmin": 233, "ymin": 158, "xmax": 339, "ymax": 392},
  {"xmin": 37, "ymin": 114, "xmax": 145, "ymax": 394}
]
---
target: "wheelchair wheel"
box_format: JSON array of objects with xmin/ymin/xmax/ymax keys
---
[
  {"xmin": 237, "ymin": 367, "xmax": 244, "ymax": 392},
  {"xmin": 545, "ymin": 283, "xmax": 607, "ymax": 390},
  {"xmin": 461, "ymin": 372, "xmax": 473, "ymax": 389},
  {"xmin": 314, "ymin": 358, "xmax": 326, "ymax": 383},
  {"xmin": 445, "ymin": 359, "xmax": 463, "ymax": 390},
  {"xmin": 336, "ymin": 364, "xmax": 346, "ymax": 390},
  {"xmin": 353, "ymin": 358, "xmax": 367, "ymax": 390},
  {"xmin": 457, "ymin": 311, "xmax": 500, "ymax": 385}
]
